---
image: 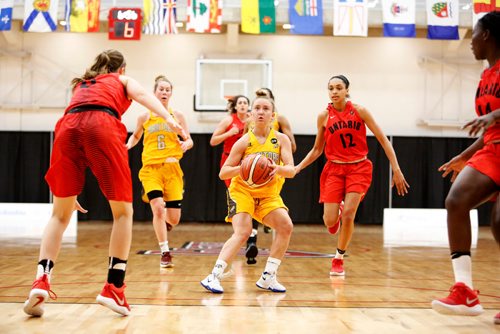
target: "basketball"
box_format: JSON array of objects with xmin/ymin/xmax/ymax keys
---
[{"xmin": 240, "ymin": 154, "xmax": 273, "ymax": 187}]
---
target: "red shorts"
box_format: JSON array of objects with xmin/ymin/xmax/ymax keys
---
[
  {"xmin": 45, "ymin": 111, "xmax": 132, "ymax": 202},
  {"xmin": 319, "ymin": 159, "xmax": 372, "ymax": 203},
  {"xmin": 467, "ymin": 142, "xmax": 500, "ymax": 186}
]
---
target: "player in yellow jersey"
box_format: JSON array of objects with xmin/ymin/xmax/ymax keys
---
[
  {"xmin": 244, "ymin": 88, "xmax": 297, "ymax": 265},
  {"xmin": 201, "ymin": 95, "xmax": 295, "ymax": 294},
  {"xmin": 126, "ymin": 75, "xmax": 193, "ymax": 268}
]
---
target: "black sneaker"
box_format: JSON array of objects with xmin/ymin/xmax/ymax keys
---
[{"xmin": 245, "ymin": 243, "xmax": 258, "ymax": 265}]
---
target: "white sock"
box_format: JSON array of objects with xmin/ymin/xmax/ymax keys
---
[
  {"xmin": 160, "ymin": 241, "xmax": 170, "ymax": 253},
  {"xmin": 212, "ymin": 259, "xmax": 228, "ymax": 278},
  {"xmin": 36, "ymin": 263, "xmax": 53, "ymax": 282},
  {"xmin": 452, "ymin": 255, "xmax": 473, "ymax": 288},
  {"xmin": 250, "ymin": 228, "xmax": 258, "ymax": 237},
  {"xmin": 263, "ymin": 257, "xmax": 281, "ymax": 276},
  {"xmin": 335, "ymin": 249, "xmax": 345, "ymax": 260}
]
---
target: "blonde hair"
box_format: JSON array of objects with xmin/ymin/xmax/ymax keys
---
[
  {"xmin": 71, "ymin": 49, "xmax": 125, "ymax": 89},
  {"xmin": 154, "ymin": 75, "xmax": 173, "ymax": 91},
  {"xmin": 255, "ymin": 88, "xmax": 275, "ymax": 100}
]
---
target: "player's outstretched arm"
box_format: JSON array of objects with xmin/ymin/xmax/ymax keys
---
[
  {"xmin": 120, "ymin": 75, "xmax": 187, "ymax": 140},
  {"xmin": 295, "ymin": 110, "xmax": 328, "ymax": 174},
  {"xmin": 359, "ymin": 105, "xmax": 409, "ymax": 196}
]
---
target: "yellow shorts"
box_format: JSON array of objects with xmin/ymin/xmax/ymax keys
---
[
  {"xmin": 276, "ymin": 175, "xmax": 285, "ymax": 194},
  {"xmin": 139, "ymin": 162, "xmax": 184, "ymax": 203},
  {"xmin": 226, "ymin": 188, "xmax": 288, "ymax": 223}
]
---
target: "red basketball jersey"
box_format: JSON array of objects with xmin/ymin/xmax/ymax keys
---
[
  {"xmin": 222, "ymin": 113, "xmax": 246, "ymax": 155},
  {"xmin": 324, "ymin": 101, "xmax": 368, "ymax": 161},
  {"xmin": 65, "ymin": 73, "xmax": 131, "ymax": 120},
  {"xmin": 475, "ymin": 59, "xmax": 500, "ymax": 144}
]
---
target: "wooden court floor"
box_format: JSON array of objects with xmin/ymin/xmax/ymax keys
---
[{"xmin": 0, "ymin": 222, "xmax": 499, "ymax": 333}]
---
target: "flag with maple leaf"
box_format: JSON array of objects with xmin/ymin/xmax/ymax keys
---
[{"xmin": 186, "ymin": 0, "xmax": 222, "ymax": 33}]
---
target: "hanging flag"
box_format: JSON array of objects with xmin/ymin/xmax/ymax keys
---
[
  {"xmin": 186, "ymin": 0, "xmax": 222, "ymax": 33},
  {"xmin": 143, "ymin": 0, "xmax": 178, "ymax": 35},
  {"xmin": 241, "ymin": 0, "xmax": 276, "ymax": 34},
  {"xmin": 382, "ymin": 0, "xmax": 415, "ymax": 37},
  {"xmin": 472, "ymin": 0, "xmax": 499, "ymax": 28},
  {"xmin": 473, "ymin": 0, "xmax": 499, "ymax": 13},
  {"xmin": 333, "ymin": 0, "xmax": 368, "ymax": 37},
  {"xmin": 0, "ymin": 0, "xmax": 13, "ymax": 31},
  {"xmin": 64, "ymin": 0, "xmax": 100, "ymax": 32},
  {"xmin": 23, "ymin": 0, "xmax": 60, "ymax": 32},
  {"xmin": 288, "ymin": 0, "xmax": 324, "ymax": 35},
  {"xmin": 426, "ymin": 0, "xmax": 459, "ymax": 40}
]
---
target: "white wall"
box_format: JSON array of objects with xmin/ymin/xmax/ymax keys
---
[{"xmin": 0, "ymin": 24, "xmax": 483, "ymax": 137}]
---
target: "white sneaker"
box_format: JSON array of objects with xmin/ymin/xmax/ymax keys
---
[
  {"xmin": 200, "ymin": 274, "xmax": 223, "ymax": 294},
  {"xmin": 23, "ymin": 288, "xmax": 49, "ymax": 317},
  {"xmin": 23, "ymin": 274, "xmax": 56, "ymax": 317},
  {"xmin": 256, "ymin": 272, "xmax": 286, "ymax": 293}
]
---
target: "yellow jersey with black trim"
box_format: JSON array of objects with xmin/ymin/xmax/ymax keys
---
[
  {"xmin": 230, "ymin": 128, "xmax": 281, "ymax": 198},
  {"xmin": 142, "ymin": 109, "xmax": 183, "ymax": 165}
]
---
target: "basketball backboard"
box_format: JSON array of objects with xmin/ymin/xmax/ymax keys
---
[{"xmin": 194, "ymin": 59, "xmax": 273, "ymax": 112}]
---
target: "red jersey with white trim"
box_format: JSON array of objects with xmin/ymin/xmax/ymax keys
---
[
  {"xmin": 475, "ymin": 59, "xmax": 500, "ymax": 144},
  {"xmin": 324, "ymin": 101, "xmax": 368, "ymax": 161},
  {"xmin": 222, "ymin": 113, "xmax": 246, "ymax": 155},
  {"xmin": 65, "ymin": 73, "xmax": 131, "ymax": 120}
]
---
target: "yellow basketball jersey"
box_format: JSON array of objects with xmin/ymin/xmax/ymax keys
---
[
  {"xmin": 141, "ymin": 109, "xmax": 183, "ymax": 165},
  {"xmin": 230, "ymin": 128, "xmax": 281, "ymax": 198}
]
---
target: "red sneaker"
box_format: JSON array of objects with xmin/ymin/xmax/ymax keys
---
[
  {"xmin": 328, "ymin": 202, "xmax": 343, "ymax": 235},
  {"xmin": 329, "ymin": 258, "xmax": 345, "ymax": 276},
  {"xmin": 96, "ymin": 282, "xmax": 130, "ymax": 316},
  {"xmin": 431, "ymin": 282, "xmax": 484, "ymax": 316},
  {"xmin": 494, "ymin": 312, "xmax": 500, "ymax": 324},
  {"xmin": 23, "ymin": 274, "xmax": 57, "ymax": 317},
  {"xmin": 160, "ymin": 251, "xmax": 174, "ymax": 268}
]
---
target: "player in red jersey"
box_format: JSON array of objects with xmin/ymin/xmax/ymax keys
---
[
  {"xmin": 295, "ymin": 74, "xmax": 409, "ymax": 276},
  {"xmin": 210, "ymin": 95, "xmax": 250, "ymax": 187},
  {"xmin": 23, "ymin": 50, "xmax": 186, "ymax": 317},
  {"xmin": 431, "ymin": 12, "xmax": 500, "ymax": 324}
]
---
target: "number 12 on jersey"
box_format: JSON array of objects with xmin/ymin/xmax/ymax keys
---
[
  {"xmin": 108, "ymin": 8, "xmax": 142, "ymax": 40},
  {"xmin": 340, "ymin": 133, "xmax": 356, "ymax": 149}
]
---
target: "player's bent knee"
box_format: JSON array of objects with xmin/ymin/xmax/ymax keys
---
[
  {"xmin": 151, "ymin": 204, "xmax": 165, "ymax": 218},
  {"xmin": 323, "ymin": 215, "xmax": 338, "ymax": 227},
  {"xmin": 444, "ymin": 194, "xmax": 466, "ymax": 212},
  {"xmin": 275, "ymin": 219, "xmax": 293, "ymax": 236},
  {"xmin": 235, "ymin": 230, "xmax": 252, "ymax": 242}
]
